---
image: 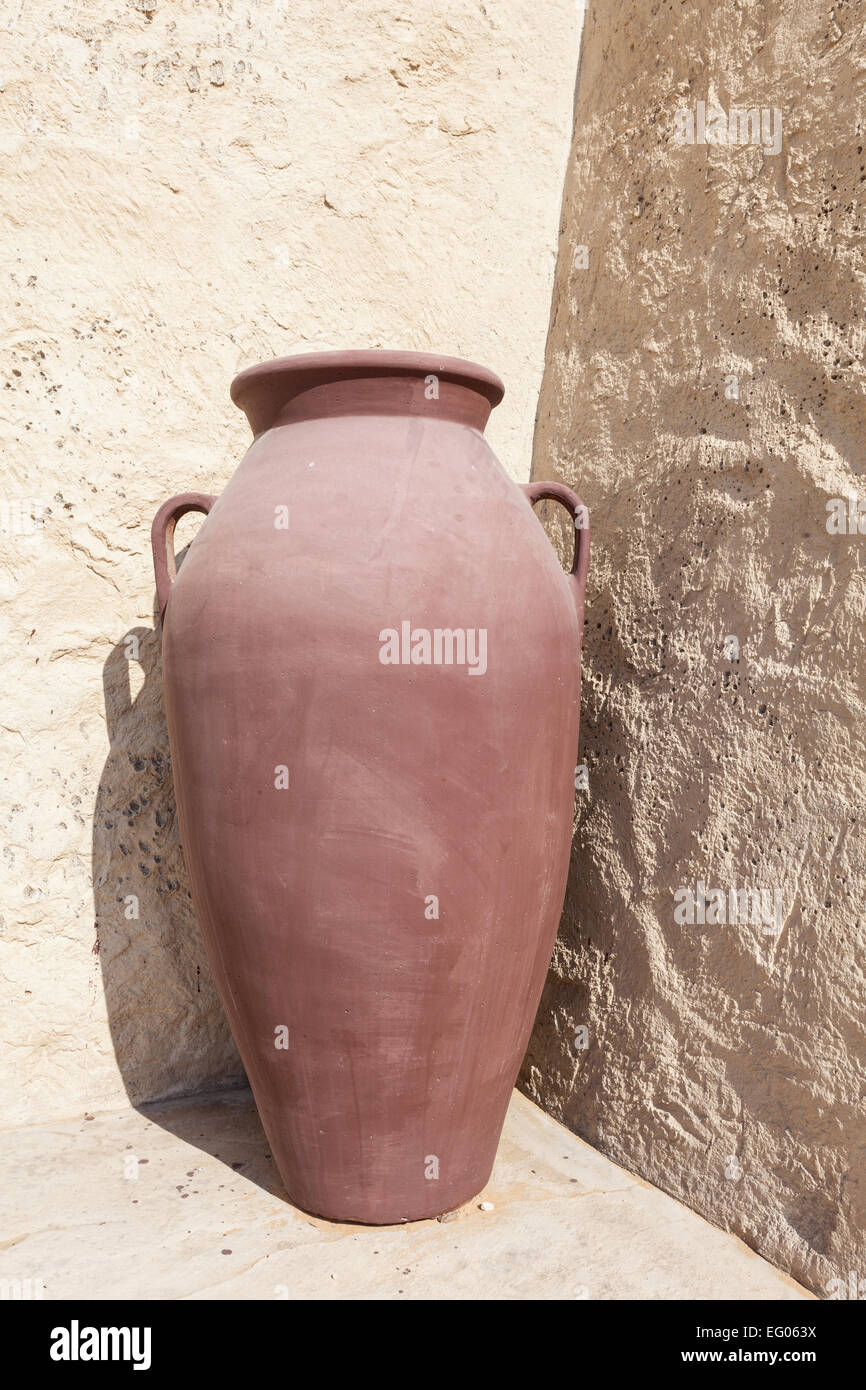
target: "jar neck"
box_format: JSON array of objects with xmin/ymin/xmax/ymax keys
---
[{"xmin": 271, "ymin": 374, "xmax": 495, "ymax": 433}]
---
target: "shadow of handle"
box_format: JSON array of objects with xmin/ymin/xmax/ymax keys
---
[
  {"xmin": 520, "ymin": 481, "xmax": 590, "ymax": 642},
  {"xmin": 151, "ymin": 493, "xmax": 217, "ymax": 622}
]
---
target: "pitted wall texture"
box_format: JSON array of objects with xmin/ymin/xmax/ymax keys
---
[
  {"xmin": 522, "ymin": 0, "xmax": 865, "ymax": 1296},
  {"xmin": 0, "ymin": 0, "xmax": 580, "ymax": 1126}
]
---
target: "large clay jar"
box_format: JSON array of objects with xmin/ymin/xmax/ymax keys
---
[{"xmin": 151, "ymin": 351, "xmax": 588, "ymax": 1223}]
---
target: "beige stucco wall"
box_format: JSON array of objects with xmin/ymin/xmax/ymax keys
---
[
  {"xmin": 521, "ymin": 0, "xmax": 865, "ymax": 1296},
  {"xmin": 0, "ymin": 0, "xmax": 581, "ymax": 1127}
]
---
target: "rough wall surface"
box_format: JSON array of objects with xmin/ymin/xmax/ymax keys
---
[
  {"xmin": 0, "ymin": 0, "xmax": 581, "ymax": 1126},
  {"xmin": 522, "ymin": 0, "xmax": 865, "ymax": 1296}
]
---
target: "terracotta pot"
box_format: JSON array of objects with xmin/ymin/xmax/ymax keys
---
[{"xmin": 151, "ymin": 350, "xmax": 589, "ymax": 1223}]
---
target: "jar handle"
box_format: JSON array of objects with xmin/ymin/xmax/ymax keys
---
[
  {"xmin": 151, "ymin": 492, "xmax": 217, "ymax": 621},
  {"xmin": 520, "ymin": 481, "xmax": 590, "ymax": 639}
]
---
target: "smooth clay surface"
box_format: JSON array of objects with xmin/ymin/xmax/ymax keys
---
[
  {"xmin": 157, "ymin": 353, "xmax": 585, "ymax": 1224},
  {"xmin": 0, "ymin": 1, "xmax": 580, "ymax": 1126},
  {"xmin": 522, "ymin": 0, "xmax": 865, "ymax": 1298}
]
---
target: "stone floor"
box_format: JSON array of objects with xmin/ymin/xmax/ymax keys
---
[{"xmin": 0, "ymin": 1087, "xmax": 810, "ymax": 1300}]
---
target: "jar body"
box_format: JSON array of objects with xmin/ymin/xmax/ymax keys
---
[{"xmin": 158, "ymin": 359, "xmax": 584, "ymax": 1222}]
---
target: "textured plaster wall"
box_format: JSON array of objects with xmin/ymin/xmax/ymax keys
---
[
  {"xmin": 521, "ymin": 0, "xmax": 865, "ymax": 1296},
  {"xmin": 0, "ymin": 0, "xmax": 581, "ymax": 1127}
]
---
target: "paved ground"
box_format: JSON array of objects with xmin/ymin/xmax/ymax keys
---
[{"xmin": 0, "ymin": 1088, "xmax": 810, "ymax": 1300}]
